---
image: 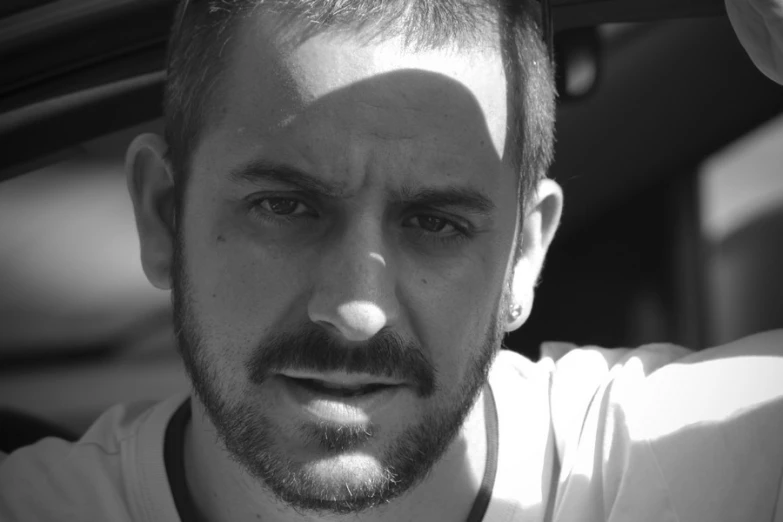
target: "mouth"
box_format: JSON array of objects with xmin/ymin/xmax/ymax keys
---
[
  {"xmin": 286, "ymin": 377, "xmax": 395, "ymax": 397},
  {"xmin": 276, "ymin": 372, "xmax": 406, "ymax": 422}
]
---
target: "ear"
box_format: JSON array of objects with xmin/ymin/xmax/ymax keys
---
[
  {"xmin": 125, "ymin": 133, "xmax": 177, "ymax": 290},
  {"xmin": 504, "ymin": 178, "xmax": 563, "ymax": 332}
]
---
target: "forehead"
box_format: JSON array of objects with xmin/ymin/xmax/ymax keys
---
[{"xmin": 196, "ymin": 13, "xmax": 511, "ymax": 183}]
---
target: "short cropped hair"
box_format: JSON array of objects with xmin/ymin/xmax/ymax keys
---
[{"xmin": 164, "ymin": 0, "xmax": 555, "ymax": 216}]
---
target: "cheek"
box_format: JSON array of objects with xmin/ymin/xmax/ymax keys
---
[
  {"xmin": 401, "ymin": 248, "xmax": 505, "ymax": 388},
  {"xmin": 181, "ymin": 207, "xmax": 311, "ymax": 351}
]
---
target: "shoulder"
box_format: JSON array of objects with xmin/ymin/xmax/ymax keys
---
[
  {"xmin": 0, "ymin": 396, "xmax": 185, "ymax": 522},
  {"xmin": 625, "ymin": 329, "xmax": 783, "ymax": 439},
  {"xmin": 536, "ymin": 340, "xmax": 690, "ymax": 462},
  {"xmin": 622, "ymin": 330, "xmax": 783, "ymax": 520},
  {"xmin": 545, "ymin": 330, "xmax": 783, "ymax": 521}
]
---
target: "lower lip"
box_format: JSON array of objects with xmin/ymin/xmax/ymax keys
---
[{"xmin": 277, "ymin": 376, "xmax": 404, "ymax": 423}]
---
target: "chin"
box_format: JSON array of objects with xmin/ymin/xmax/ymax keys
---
[
  {"xmin": 260, "ymin": 450, "xmax": 399, "ymax": 515},
  {"xmin": 304, "ymin": 453, "xmax": 388, "ymax": 486}
]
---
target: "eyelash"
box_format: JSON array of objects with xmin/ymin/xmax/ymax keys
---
[
  {"xmin": 246, "ymin": 196, "xmax": 473, "ymax": 246},
  {"xmin": 247, "ymin": 195, "xmax": 317, "ymax": 225},
  {"xmin": 402, "ymin": 214, "xmax": 472, "ymax": 247}
]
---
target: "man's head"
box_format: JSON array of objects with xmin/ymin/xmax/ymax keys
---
[
  {"xmin": 126, "ymin": 0, "xmax": 562, "ymax": 515},
  {"xmin": 163, "ymin": 0, "xmax": 556, "ymax": 222}
]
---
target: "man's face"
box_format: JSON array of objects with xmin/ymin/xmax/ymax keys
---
[{"xmin": 172, "ymin": 17, "xmax": 519, "ymax": 514}]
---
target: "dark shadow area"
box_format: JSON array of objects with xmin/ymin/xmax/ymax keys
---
[
  {"xmin": 706, "ymin": 205, "xmax": 783, "ymax": 346},
  {"xmin": 502, "ymin": 16, "xmax": 783, "ymax": 361},
  {"xmin": 507, "ymin": 177, "xmax": 683, "ymax": 359}
]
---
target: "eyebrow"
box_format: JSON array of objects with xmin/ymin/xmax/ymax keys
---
[
  {"xmin": 229, "ymin": 159, "xmax": 496, "ymax": 216},
  {"xmin": 229, "ymin": 159, "xmax": 345, "ymax": 197},
  {"xmin": 396, "ymin": 184, "xmax": 496, "ymax": 217}
]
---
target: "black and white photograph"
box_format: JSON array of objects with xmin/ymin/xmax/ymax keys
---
[{"xmin": 1, "ymin": 0, "xmax": 782, "ymax": 520}]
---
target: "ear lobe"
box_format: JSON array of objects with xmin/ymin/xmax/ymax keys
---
[
  {"xmin": 504, "ymin": 178, "xmax": 563, "ymax": 332},
  {"xmin": 125, "ymin": 133, "xmax": 177, "ymax": 290}
]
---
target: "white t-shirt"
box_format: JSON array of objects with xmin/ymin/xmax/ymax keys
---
[{"xmin": 2, "ymin": 330, "xmax": 783, "ymax": 522}]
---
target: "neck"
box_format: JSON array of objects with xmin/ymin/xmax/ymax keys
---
[{"xmin": 183, "ymin": 390, "xmax": 489, "ymax": 522}]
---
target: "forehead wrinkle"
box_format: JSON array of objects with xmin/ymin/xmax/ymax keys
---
[{"xmin": 227, "ymin": 156, "xmax": 352, "ymax": 199}]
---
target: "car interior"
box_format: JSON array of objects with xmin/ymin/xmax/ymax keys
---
[{"xmin": 1, "ymin": 0, "xmax": 782, "ymax": 453}]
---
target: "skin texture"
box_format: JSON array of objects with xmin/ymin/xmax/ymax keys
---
[{"xmin": 126, "ymin": 14, "xmax": 563, "ymax": 522}]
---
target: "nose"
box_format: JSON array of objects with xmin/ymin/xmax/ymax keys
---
[
  {"xmin": 308, "ymin": 224, "xmax": 398, "ymax": 342},
  {"xmin": 326, "ymin": 301, "xmax": 388, "ymax": 342}
]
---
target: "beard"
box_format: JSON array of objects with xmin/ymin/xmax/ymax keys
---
[{"xmin": 171, "ymin": 238, "xmax": 505, "ymax": 515}]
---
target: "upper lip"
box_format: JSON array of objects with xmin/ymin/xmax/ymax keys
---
[{"xmin": 277, "ymin": 371, "xmax": 403, "ymax": 387}]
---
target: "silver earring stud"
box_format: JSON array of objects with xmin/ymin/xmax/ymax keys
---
[{"xmin": 509, "ymin": 304, "xmax": 522, "ymax": 320}]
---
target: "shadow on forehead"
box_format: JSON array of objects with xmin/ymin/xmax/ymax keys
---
[
  {"xmin": 228, "ymin": 2, "xmax": 512, "ymax": 160},
  {"xmin": 254, "ymin": 68, "xmax": 508, "ymax": 167},
  {"xmin": 168, "ymin": 0, "xmax": 545, "ymax": 196}
]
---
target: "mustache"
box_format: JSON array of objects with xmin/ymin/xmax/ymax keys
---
[{"xmin": 246, "ymin": 326, "xmax": 437, "ymax": 397}]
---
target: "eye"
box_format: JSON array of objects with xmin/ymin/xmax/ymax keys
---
[
  {"xmin": 402, "ymin": 213, "xmax": 472, "ymax": 248},
  {"xmin": 257, "ymin": 197, "xmax": 311, "ymax": 216},
  {"xmin": 400, "ymin": 207, "xmax": 478, "ymax": 250},
  {"xmin": 403, "ymin": 213, "xmax": 471, "ymax": 239},
  {"xmin": 408, "ymin": 215, "xmax": 455, "ymax": 234}
]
